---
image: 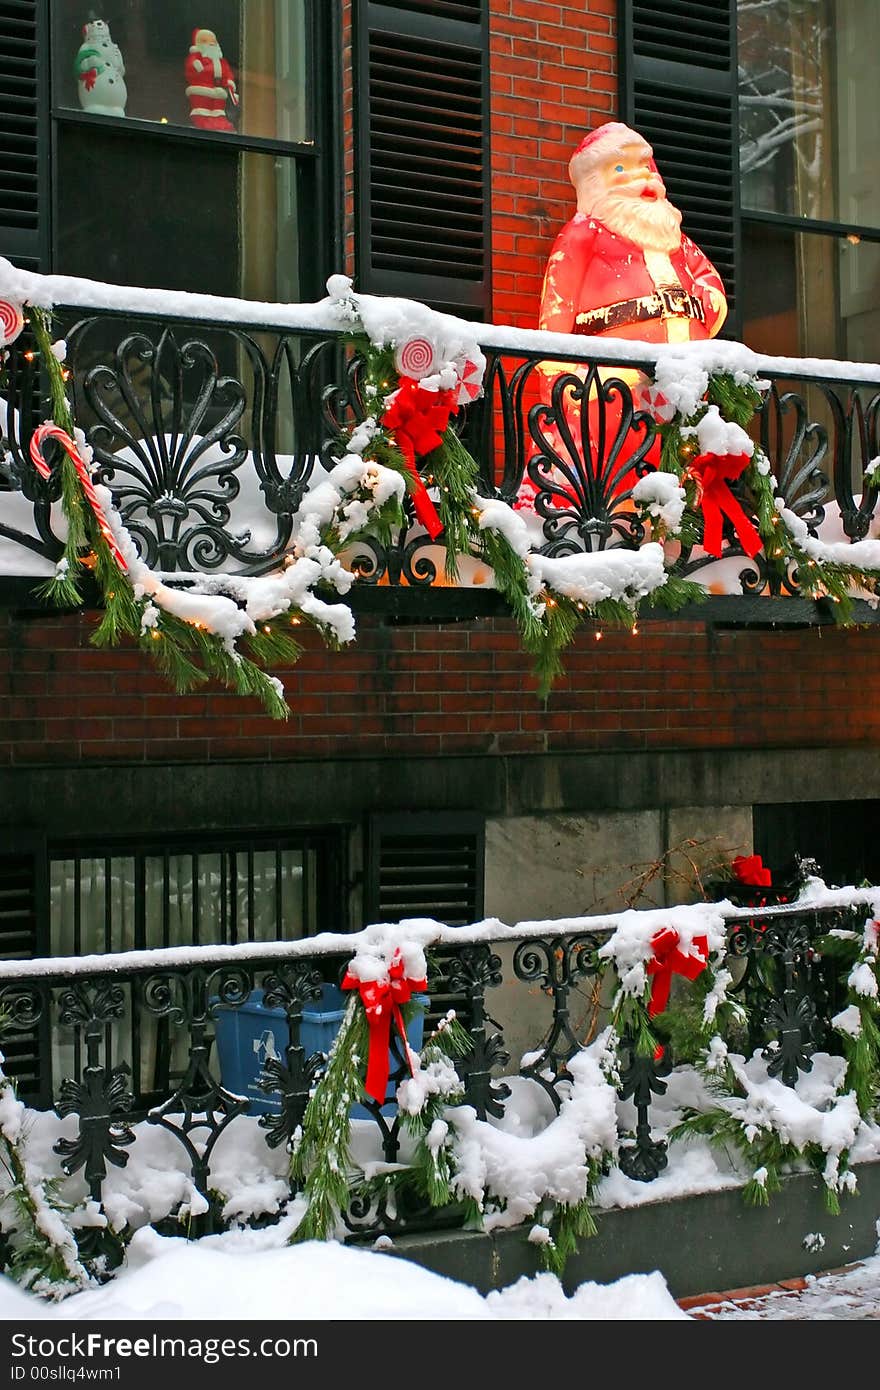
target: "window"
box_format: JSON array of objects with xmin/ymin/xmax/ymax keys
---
[
  {"xmin": 48, "ymin": 0, "xmax": 336, "ymax": 302},
  {"xmin": 737, "ymin": 0, "xmax": 880, "ymax": 361},
  {"xmin": 49, "ymin": 830, "xmax": 343, "ymax": 954},
  {"xmin": 46, "ymin": 830, "xmax": 344, "ymax": 1106}
]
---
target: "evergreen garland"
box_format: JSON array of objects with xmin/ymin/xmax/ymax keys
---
[
  {"xmin": 21, "ymin": 291, "xmax": 880, "ymax": 719},
  {"xmin": 0, "ymin": 1040, "xmax": 88, "ymax": 1297},
  {"xmin": 289, "ymin": 996, "xmax": 370, "ymax": 1243},
  {"xmin": 817, "ymin": 923, "xmax": 880, "ymax": 1118}
]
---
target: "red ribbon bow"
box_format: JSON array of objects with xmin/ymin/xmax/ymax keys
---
[
  {"xmin": 646, "ymin": 928, "xmax": 709, "ymax": 1019},
  {"xmin": 341, "ymin": 951, "xmax": 426, "ymax": 1104},
  {"xmin": 381, "ymin": 378, "xmax": 458, "ymax": 540},
  {"xmin": 688, "ymin": 450, "xmax": 762, "ymax": 560},
  {"xmin": 733, "ymin": 854, "xmax": 772, "ymax": 888}
]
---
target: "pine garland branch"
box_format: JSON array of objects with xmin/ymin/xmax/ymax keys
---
[
  {"xmin": 289, "ymin": 997, "xmax": 370, "ymax": 1243},
  {"xmin": 0, "ymin": 1054, "xmax": 87, "ymax": 1297}
]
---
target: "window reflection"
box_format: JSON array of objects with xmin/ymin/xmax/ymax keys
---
[{"xmin": 738, "ymin": 0, "xmax": 877, "ymax": 231}]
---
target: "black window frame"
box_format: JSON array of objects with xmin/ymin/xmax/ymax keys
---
[{"xmin": 44, "ymin": 0, "xmax": 343, "ymax": 301}]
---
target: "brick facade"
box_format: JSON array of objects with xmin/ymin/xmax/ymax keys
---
[
  {"xmin": 1, "ymin": 607, "xmax": 876, "ymax": 767},
  {"xmin": 488, "ymin": 0, "xmax": 618, "ymax": 329}
]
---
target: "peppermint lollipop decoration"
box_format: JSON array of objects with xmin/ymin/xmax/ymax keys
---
[
  {"xmin": 0, "ymin": 299, "xmax": 25, "ymax": 347},
  {"xmin": 394, "ymin": 336, "xmax": 437, "ymax": 381}
]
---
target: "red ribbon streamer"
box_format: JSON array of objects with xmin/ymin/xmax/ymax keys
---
[
  {"xmin": 646, "ymin": 928, "xmax": 709, "ymax": 1019},
  {"xmin": 29, "ymin": 422, "xmax": 129, "ymax": 573},
  {"xmin": 688, "ymin": 450, "xmax": 762, "ymax": 560},
  {"xmin": 733, "ymin": 854, "xmax": 772, "ymax": 888},
  {"xmin": 341, "ymin": 952, "xmax": 427, "ymax": 1104},
  {"xmin": 381, "ymin": 377, "xmax": 458, "ymax": 541}
]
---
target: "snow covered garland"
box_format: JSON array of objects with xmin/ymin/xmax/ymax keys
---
[
  {"xmin": 288, "ymin": 925, "xmax": 622, "ymax": 1275},
  {"xmin": 8, "ymin": 275, "xmax": 880, "ymax": 716},
  {"xmin": 289, "ymin": 897, "xmax": 880, "ymax": 1267}
]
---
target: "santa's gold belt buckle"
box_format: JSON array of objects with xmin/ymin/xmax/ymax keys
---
[{"xmin": 656, "ymin": 288, "xmax": 704, "ymax": 322}]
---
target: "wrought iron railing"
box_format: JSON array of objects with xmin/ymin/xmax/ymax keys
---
[
  {"xmin": 0, "ymin": 891, "xmax": 869, "ymax": 1267},
  {"xmin": 2, "ymin": 281, "xmax": 879, "ymax": 602}
]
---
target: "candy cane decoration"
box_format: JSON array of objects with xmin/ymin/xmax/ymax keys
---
[{"xmin": 29, "ymin": 422, "xmax": 129, "ymax": 573}]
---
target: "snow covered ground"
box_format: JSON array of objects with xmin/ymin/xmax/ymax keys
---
[{"xmin": 0, "ymin": 1220, "xmax": 877, "ymax": 1321}]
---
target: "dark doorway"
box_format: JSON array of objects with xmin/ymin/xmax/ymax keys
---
[{"xmin": 754, "ymin": 800, "xmax": 880, "ymax": 888}]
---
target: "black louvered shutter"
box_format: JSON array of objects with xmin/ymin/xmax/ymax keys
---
[
  {"xmin": 619, "ymin": 0, "xmax": 741, "ymax": 336},
  {"xmin": 354, "ymin": 1, "xmax": 490, "ymax": 315},
  {"xmin": 0, "ymin": 0, "xmax": 47, "ymax": 271},
  {"xmin": 0, "ymin": 837, "xmax": 49, "ymax": 1104},
  {"xmin": 365, "ymin": 812, "xmax": 484, "ymax": 926}
]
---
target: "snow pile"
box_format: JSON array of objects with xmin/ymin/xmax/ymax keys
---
[
  {"xmin": 631, "ymin": 471, "xmax": 686, "ymax": 534},
  {"xmin": 447, "ymin": 1038, "xmax": 619, "ymax": 1231},
  {"xmin": 528, "ymin": 541, "xmax": 667, "ymax": 608}
]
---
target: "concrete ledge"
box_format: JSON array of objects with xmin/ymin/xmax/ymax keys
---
[{"xmin": 382, "ymin": 1161, "xmax": 880, "ymax": 1298}]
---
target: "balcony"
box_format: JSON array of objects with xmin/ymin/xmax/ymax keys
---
[{"xmin": 2, "ymin": 262, "xmax": 880, "ymax": 640}]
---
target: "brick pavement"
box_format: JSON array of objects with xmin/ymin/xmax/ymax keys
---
[{"xmin": 679, "ymin": 1262, "xmax": 880, "ymax": 1319}]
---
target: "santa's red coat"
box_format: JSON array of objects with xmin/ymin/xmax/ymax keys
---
[
  {"xmin": 185, "ymin": 51, "xmax": 237, "ymax": 101},
  {"xmin": 538, "ymin": 214, "xmax": 726, "ymax": 343}
]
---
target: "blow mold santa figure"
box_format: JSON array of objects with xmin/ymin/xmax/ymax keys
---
[
  {"xmin": 184, "ymin": 28, "xmax": 239, "ymax": 132},
  {"xmin": 529, "ymin": 121, "xmax": 727, "ymax": 508},
  {"xmin": 539, "ymin": 121, "xmax": 727, "ymax": 347}
]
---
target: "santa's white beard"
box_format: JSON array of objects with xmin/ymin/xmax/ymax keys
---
[
  {"xmin": 195, "ymin": 43, "xmax": 223, "ymax": 72},
  {"xmin": 587, "ymin": 189, "xmax": 682, "ymax": 253}
]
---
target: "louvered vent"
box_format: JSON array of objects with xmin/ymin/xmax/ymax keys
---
[
  {"xmin": 0, "ymin": 0, "xmax": 39, "ymax": 234},
  {"xmin": 366, "ymin": 814, "xmax": 484, "ymax": 926},
  {"xmin": 356, "ymin": 1, "xmax": 488, "ymax": 309},
  {"xmin": 621, "ymin": 0, "xmax": 739, "ymax": 334},
  {"xmin": 368, "ymin": 30, "xmax": 484, "ymax": 281},
  {"xmin": 632, "ymin": 1, "xmax": 732, "ymax": 70},
  {"xmin": 390, "ymin": 1, "xmax": 483, "ymax": 18},
  {"xmin": 633, "ymin": 83, "xmax": 736, "ymax": 308},
  {"xmin": 0, "ymin": 848, "xmax": 44, "ymax": 1103}
]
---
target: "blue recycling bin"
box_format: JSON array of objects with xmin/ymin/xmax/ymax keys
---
[{"xmin": 212, "ymin": 983, "xmax": 427, "ymax": 1117}]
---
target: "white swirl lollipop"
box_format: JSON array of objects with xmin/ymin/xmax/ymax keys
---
[{"xmin": 394, "ymin": 336, "xmax": 438, "ymax": 380}]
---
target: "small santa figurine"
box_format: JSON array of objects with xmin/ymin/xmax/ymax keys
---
[{"xmin": 184, "ymin": 28, "xmax": 239, "ymax": 132}]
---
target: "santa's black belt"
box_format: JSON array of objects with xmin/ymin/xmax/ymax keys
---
[{"xmin": 574, "ymin": 288, "xmax": 706, "ymax": 335}]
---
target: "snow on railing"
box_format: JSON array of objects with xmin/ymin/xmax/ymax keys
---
[{"xmin": 2, "ymin": 257, "xmax": 880, "ymax": 386}]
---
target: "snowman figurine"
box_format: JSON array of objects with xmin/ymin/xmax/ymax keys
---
[{"xmin": 74, "ymin": 19, "xmax": 127, "ymax": 117}]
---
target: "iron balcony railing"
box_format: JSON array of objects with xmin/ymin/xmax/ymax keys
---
[
  {"xmin": 1, "ymin": 275, "xmax": 879, "ymax": 616},
  {"xmin": 0, "ymin": 890, "xmax": 870, "ymax": 1263}
]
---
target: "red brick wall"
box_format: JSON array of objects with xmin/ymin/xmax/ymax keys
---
[
  {"xmin": 1, "ymin": 608, "xmax": 877, "ymax": 766},
  {"xmin": 488, "ymin": 0, "xmax": 618, "ymax": 330}
]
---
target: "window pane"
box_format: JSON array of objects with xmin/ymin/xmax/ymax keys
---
[
  {"xmin": 742, "ymin": 221, "xmax": 880, "ymax": 363},
  {"xmin": 56, "ymin": 126, "xmax": 300, "ymax": 301},
  {"xmin": 738, "ymin": 0, "xmax": 878, "ymax": 229},
  {"xmin": 52, "ymin": 0, "xmax": 310, "ymax": 144},
  {"xmin": 50, "ymin": 856, "xmax": 135, "ymax": 955}
]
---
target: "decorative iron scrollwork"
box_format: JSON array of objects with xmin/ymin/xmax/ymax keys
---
[
  {"xmin": 527, "ymin": 366, "xmax": 655, "ymax": 554},
  {"xmin": 513, "ymin": 934, "xmax": 604, "ymax": 1111},
  {"xmin": 616, "ymin": 1043, "xmax": 672, "ymax": 1182}
]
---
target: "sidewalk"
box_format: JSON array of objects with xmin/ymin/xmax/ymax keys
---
[{"xmin": 678, "ymin": 1257, "xmax": 880, "ymax": 1319}]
